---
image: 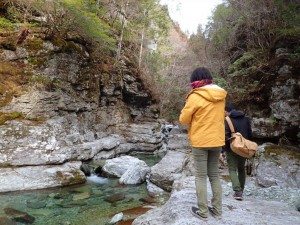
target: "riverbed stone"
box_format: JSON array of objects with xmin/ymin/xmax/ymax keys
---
[
  {"xmin": 0, "ymin": 216, "xmax": 16, "ymax": 225},
  {"xmin": 26, "ymin": 199, "xmax": 47, "ymax": 209},
  {"xmin": 72, "ymin": 192, "xmax": 90, "ymax": 201},
  {"xmin": 146, "ymin": 179, "xmax": 169, "ymax": 197},
  {"xmin": 4, "ymin": 208, "xmax": 35, "ymax": 224},
  {"xmin": 102, "ymin": 155, "xmax": 150, "ymax": 184},
  {"xmin": 149, "ymin": 150, "xmax": 187, "ymax": 192},
  {"xmin": 108, "ymin": 212, "xmax": 123, "ymax": 225},
  {"xmin": 104, "ymin": 193, "xmax": 126, "ymax": 203},
  {"xmin": 0, "ymin": 161, "xmax": 86, "ymax": 192}
]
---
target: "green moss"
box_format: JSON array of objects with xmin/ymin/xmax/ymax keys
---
[
  {"xmin": 0, "ymin": 118, "xmax": 5, "ymax": 125},
  {"xmin": 68, "ymin": 172, "xmax": 86, "ymax": 184},
  {"xmin": 264, "ymin": 144, "xmax": 300, "ymax": 160},
  {"xmin": 0, "ymin": 112, "xmax": 23, "ymax": 125},
  {"xmin": 51, "ymin": 38, "xmax": 86, "ymax": 54},
  {"xmin": 57, "ymin": 170, "xmax": 86, "ymax": 186},
  {"xmin": 0, "ymin": 163, "xmax": 11, "ymax": 168},
  {"xmin": 6, "ymin": 112, "xmax": 22, "ymax": 119},
  {"xmin": 0, "ymin": 18, "xmax": 16, "ymax": 30},
  {"xmin": 28, "ymin": 57, "xmax": 47, "ymax": 67},
  {"xmin": 29, "ymin": 75, "xmax": 59, "ymax": 91},
  {"xmin": 29, "ymin": 75, "xmax": 52, "ymax": 84},
  {"xmin": 29, "ymin": 22, "xmax": 41, "ymax": 28},
  {"xmin": 274, "ymin": 28, "xmax": 300, "ymax": 39},
  {"xmin": 6, "ymin": 6, "xmax": 22, "ymax": 23},
  {"xmin": 25, "ymin": 38, "xmax": 44, "ymax": 51},
  {"xmin": 269, "ymin": 116, "xmax": 278, "ymax": 125}
]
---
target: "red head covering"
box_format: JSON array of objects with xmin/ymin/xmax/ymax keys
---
[{"xmin": 190, "ymin": 79, "xmax": 212, "ymax": 89}]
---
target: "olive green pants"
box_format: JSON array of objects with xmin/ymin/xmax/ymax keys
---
[
  {"xmin": 192, "ymin": 147, "xmax": 222, "ymax": 217},
  {"xmin": 226, "ymin": 151, "xmax": 246, "ymax": 192}
]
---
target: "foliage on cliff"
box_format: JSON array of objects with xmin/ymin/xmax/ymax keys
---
[
  {"xmin": 0, "ymin": 0, "xmax": 209, "ymax": 122},
  {"xmin": 205, "ymin": 0, "xmax": 300, "ymax": 105},
  {"xmin": 2, "ymin": 0, "xmax": 298, "ymax": 126},
  {"xmin": 0, "ymin": 0, "xmax": 173, "ymax": 110}
]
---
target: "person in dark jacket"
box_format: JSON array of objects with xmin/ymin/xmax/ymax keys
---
[{"xmin": 223, "ymin": 103, "xmax": 253, "ymax": 201}]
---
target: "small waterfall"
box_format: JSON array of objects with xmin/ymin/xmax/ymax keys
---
[{"xmin": 86, "ymin": 174, "xmax": 109, "ymax": 184}]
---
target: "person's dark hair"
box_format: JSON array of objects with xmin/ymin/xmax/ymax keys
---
[
  {"xmin": 190, "ymin": 67, "xmax": 212, "ymax": 82},
  {"xmin": 225, "ymin": 103, "xmax": 235, "ymax": 112}
]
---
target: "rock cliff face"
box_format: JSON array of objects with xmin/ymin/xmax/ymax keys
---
[
  {"xmin": 231, "ymin": 36, "xmax": 300, "ymax": 147},
  {"xmin": 0, "ymin": 28, "xmax": 163, "ymax": 192}
]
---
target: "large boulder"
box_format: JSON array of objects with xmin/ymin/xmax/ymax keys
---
[
  {"xmin": 102, "ymin": 155, "xmax": 150, "ymax": 184},
  {"xmin": 149, "ymin": 150, "xmax": 188, "ymax": 192},
  {"xmin": 0, "ymin": 161, "xmax": 85, "ymax": 192},
  {"xmin": 255, "ymin": 144, "xmax": 300, "ymax": 188}
]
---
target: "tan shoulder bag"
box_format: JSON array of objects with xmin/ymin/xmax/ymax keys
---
[{"xmin": 225, "ymin": 116, "xmax": 257, "ymax": 158}]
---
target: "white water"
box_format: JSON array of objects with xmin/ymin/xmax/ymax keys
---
[{"xmin": 86, "ymin": 174, "xmax": 109, "ymax": 184}]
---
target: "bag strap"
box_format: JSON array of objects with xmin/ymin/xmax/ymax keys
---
[{"xmin": 225, "ymin": 116, "xmax": 236, "ymax": 133}]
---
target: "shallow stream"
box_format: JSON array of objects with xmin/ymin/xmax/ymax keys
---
[{"xmin": 0, "ymin": 155, "xmax": 164, "ymax": 225}]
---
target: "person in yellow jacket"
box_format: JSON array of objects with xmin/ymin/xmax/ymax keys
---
[{"xmin": 179, "ymin": 67, "xmax": 227, "ymax": 220}]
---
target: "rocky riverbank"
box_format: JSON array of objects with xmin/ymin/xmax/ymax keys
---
[
  {"xmin": 129, "ymin": 130, "xmax": 300, "ymax": 225},
  {"xmin": 132, "ymin": 175, "xmax": 300, "ymax": 225}
]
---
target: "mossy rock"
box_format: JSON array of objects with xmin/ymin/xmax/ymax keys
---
[
  {"xmin": 0, "ymin": 33, "xmax": 17, "ymax": 50},
  {"xmin": 264, "ymin": 144, "xmax": 300, "ymax": 160},
  {"xmin": 24, "ymin": 38, "xmax": 44, "ymax": 52},
  {"xmin": 0, "ymin": 40, "xmax": 16, "ymax": 50},
  {"xmin": 56, "ymin": 170, "xmax": 86, "ymax": 186},
  {"xmin": 0, "ymin": 61, "xmax": 32, "ymax": 107},
  {"xmin": 0, "ymin": 112, "xmax": 23, "ymax": 125},
  {"xmin": 28, "ymin": 57, "xmax": 47, "ymax": 67},
  {"xmin": 52, "ymin": 37, "xmax": 86, "ymax": 54}
]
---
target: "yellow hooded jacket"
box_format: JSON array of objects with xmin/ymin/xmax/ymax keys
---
[{"xmin": 179, "ymin": 84, "xmax": 227, "ymax": 147}]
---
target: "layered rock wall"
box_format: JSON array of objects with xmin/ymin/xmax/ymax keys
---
[{"xmin": 0, "ymin": 29, "xmax": 163, "ymax": 192}]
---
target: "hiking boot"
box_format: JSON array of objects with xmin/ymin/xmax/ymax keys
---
[
  {"xmin": 233, "ymin": 191, "xmax": 243, "ymax": 201},
  {"xmin": 208, "ymin": 206, "xmax": 222, "ymax": 219},
  {"xmin": 191, "ymin": 206, "xmax": 208, "ymax": 221}
]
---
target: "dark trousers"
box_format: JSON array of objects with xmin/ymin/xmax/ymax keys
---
[{"xmin": 226, "ymin": 151, "xmax": 246, "ymax": 192}]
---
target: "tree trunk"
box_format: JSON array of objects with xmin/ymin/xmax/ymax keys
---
[
  {"xmin": 138, "ymin": 27, "xmax": 145, "ymax": 69},
  {"xmin": 115, "ymin": 0, "xmax": 129, "ymax": 63}
]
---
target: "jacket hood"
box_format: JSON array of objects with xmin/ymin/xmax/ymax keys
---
[
  {"xmin": 229, "ymin": 110, "xmax": 245, "ymax": 118},
  {"xmin": 187, "ymin": 84, "xmax": 227, "ymax": 102}
]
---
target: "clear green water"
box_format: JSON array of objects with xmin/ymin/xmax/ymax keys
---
[{"xmin": 0, "ymin": 154, "xmax": 164, "ymax": 225}]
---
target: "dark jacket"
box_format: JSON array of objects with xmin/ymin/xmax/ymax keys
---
[{"xmin": 223, "ymin": 110, "xmax": 253, "ymax": 152}]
